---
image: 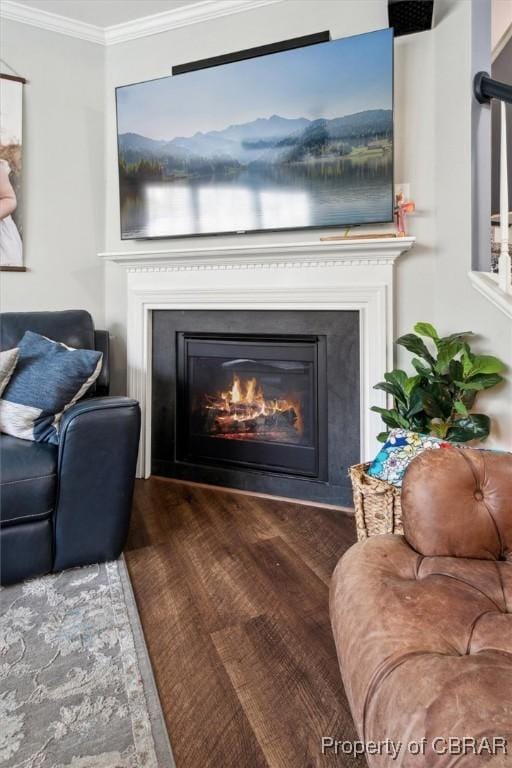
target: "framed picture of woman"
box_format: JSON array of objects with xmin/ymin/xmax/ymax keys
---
[{"xmin": 0, "ymin": 73, "xmax": 25, "ymax": 271}]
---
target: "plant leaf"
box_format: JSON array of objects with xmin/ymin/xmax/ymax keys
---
[
  {"xmin": 373, "ymin": 381, "xmax": 407, "ymax": 405},
  {"xmin": 455, "ymin": 373, "xmax": 503, "ymax": 391},
  {"xmin": 466, "ymin": 355, "xmax": 506, "ymax": 376},
  {"xmin": 396, "ymin": 334, "xmax": 435, "ymax": 365},
  {"xmin": 411, "ymin": 357, "xmax": 431, "ymax": 377},
  {"xmin": 427, "ymin": 382, "xmax": 454, "ymax": 419},
  {"xmin": 439, "ymin": 331, "xmax": 473, "ymax": 344},
  {"xmin": 420, "ymin": 390, "xmax": 447, "ymax": 419},
  {"xmin": 403, "ymin": 375, "xmax": 422, "ymax": 398},
  {"xmin": 434, "ymin": 340, "xmax": 465, "ymax": 374},
  {"xmin": 461, "ymin": 350, "xmax": 475, "ymax": 377},
  {"xmin": 455, "ymin": 379, "xmax": 485, "ymax": 391},
  {"xmin": 407, "ymin": 386, "xmax": 427, "ymax": 417},
  {"xmin": 370, "ymin": 407, "xmax": 409, "ymax": 429},
  {"xmin": 446, "ymin": 414, "xmax": 490, "ymax": 443},
  {"xmin": 453, "ymin": 400, "xmax": 468, "ymax": 416},
  {"xmin": 384, "ymin": 369, "xmax": 408, "ymax": 388},
  {"xmin": 432, "ymin": 331, "xmax": 473, "ymax": 352},
  {"xmin": 409, "ymin": 414, "xmax": 429, "ymax": 433},
  {"xmin": 461, "ymin": 390, "xmax": 477, "ymax": 410},
  {"xmin": 449, "ymin": 359, "xmax": 464, "ymax": 381},
  {"xmin": 465, "ymin": 372, "xmax": 503, "ymax": 390},
  {"xmin": 430, "ymin": 421, "xmax": 450, "ymax": 439},
  {"xmin": 414, "ymin": 322, "xmax": 438, "ymax": 339},
  {"xmin": 377, "ymin": 431, "xmax": 389, "ymax": 443}
]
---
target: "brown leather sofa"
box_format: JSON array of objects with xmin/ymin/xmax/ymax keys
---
[{"xmin": 330, "ymin": 448, "xmax": 512, "ymax": 767}]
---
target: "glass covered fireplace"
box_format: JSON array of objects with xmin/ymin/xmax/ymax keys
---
[
  {"xmin": 176, "ymin": 334, "xmax": 327, "ymax": 478},
  {"xmin": 151, "ymin": 309, "xmax": 360, "ymax": 506}
]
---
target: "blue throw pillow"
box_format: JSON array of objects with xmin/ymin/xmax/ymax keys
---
[{"xmin": 0, "ymin": 331, "xmax": 102, "ymax": 444}]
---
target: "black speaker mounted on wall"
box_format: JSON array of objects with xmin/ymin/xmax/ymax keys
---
[{"xmin": 388, "ymin": 0, "xmax": 434, "ymax": 37}]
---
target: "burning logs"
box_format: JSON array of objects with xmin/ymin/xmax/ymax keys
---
[{"xmin": 202, "ymin": 374, "xmax": 303, "ymax": 440}]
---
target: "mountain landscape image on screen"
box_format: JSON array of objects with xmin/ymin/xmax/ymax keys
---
[{"xmin": 116, "ymin": 30, "xmax": 394, "ymax": 238}]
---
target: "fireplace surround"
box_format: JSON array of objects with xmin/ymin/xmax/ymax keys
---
[
  {"xmin": 101, "ymin": 236, "xmax": 415, "ymax": 506},
  {"xmin": 152, "ymin": 310, "xmax": 359, "ymax": 505}
]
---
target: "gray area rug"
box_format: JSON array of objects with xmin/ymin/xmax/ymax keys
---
[{"xmin": 0, "ymin": 558, "xmax": 175, "ymax": 768}]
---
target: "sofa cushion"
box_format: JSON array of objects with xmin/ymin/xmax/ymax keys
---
[
  {"xmin": 0, "ymin": 310, "xmax": 95, "ymax": 351},
  {"xmin": 0, "ymin": 331, "xmax": 102, "ymax": 444},
  {"xmin": 0, "ymin": 519, "xmax": 53, "ymax": 584},
  {"xmin": 330, "ymin": 535, "xmax": 512, "ymax": 766},
  {"xmin": 402, "ymin": 447, "xmax": 512, "ymax": 561},
  {"xmin": 0, "ymin": 434, "xmax": 57, "ymax": 526}
]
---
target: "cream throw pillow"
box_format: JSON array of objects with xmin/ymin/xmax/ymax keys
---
[{"xmin": 0, "ymin": 348, "xmax": 19, "ymax": 397}]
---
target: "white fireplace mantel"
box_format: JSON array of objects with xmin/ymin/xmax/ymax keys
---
[
  {"xmin": 101, "ymin": 237, "xmax": 415, "ymax": 478},
  {"xmin": 100, "ymin": 236, "xmax": 414, "ymax": 269}
]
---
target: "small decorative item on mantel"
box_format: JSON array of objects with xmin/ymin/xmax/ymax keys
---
[
  {"xmin": 350, "ymin": 322, "xmax": 506, "ymax": 541},
  {"xmin": 319, "ymin": 192, "xmax": 417, "ymax": 243},
  {"xmin": 394, "ymin": 191, "xmax": 415, "ymax": 237}
]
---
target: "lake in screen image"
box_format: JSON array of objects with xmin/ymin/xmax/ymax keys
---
[{"xmin": 116, "ymin": 28, "xmax": 393, "ymax": 239}]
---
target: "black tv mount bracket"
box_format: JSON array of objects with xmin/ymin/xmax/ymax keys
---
[{"xmin": 474, "ymin": 72, "xmax": 512, "ymax": 105}]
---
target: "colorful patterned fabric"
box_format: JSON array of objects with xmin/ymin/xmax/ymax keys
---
[
  {"xmin": 368, "ymin": 429, "xmax": 451, "ymax": 487},
  {"xmin": 0, "ymin": 331, "xmax": 102, "ymax": 444}
]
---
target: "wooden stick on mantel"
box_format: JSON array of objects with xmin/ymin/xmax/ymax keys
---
[{"xmin": 320, "ymin": 232, "xmax": 398, "ymax": 241}]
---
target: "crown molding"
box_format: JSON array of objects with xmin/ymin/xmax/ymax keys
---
[
  {"xmin": 0, "ymin": 0, "xmax": 105, "ymax": 44},
  {"xmin": 105, "ymin": 0, "xmax": 283, "ymax": 45},
  {"xmin": 0, "ymin": 0, "xmax": 283, "ymax": 46}
]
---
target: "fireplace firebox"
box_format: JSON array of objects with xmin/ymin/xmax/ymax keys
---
[
  {"xmin": 152, "ymin": 310, "xmax": 360, "ymax": 506},
  {"xmin": 176, "ymin": 334, "xmax": 327, "ymax": 478}
]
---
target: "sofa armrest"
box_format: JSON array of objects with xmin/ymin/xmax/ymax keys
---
[{"xmin": 53, "ymin": 396, "xmax": 140, "ymax": 571}]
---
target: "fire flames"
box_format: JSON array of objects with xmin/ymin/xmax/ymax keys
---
[{"xmin": 203, "ymin": 373, "xmax": 303, "ymax": 440}]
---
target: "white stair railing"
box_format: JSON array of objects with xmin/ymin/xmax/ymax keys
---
[{"xmin": 498, "ymin": 101, "xmax": 511, "ymax": 294}]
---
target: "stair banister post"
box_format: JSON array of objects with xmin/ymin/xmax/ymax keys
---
[{"xmin": 499, "ymin": 101, "xmax": 511, "ymax": 294}]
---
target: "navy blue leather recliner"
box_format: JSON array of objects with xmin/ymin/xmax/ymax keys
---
[{"xmin": 0, "ymin": 310, "xmax": 141, "ymax": 585}]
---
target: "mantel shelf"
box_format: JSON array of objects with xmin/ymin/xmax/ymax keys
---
[{"xmin": 99, "ymin": 236, "xmax": 415, "ymax": 271}]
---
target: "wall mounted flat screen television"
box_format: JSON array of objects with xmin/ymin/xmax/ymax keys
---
[{"xmin": 115, "ymin": 28, "xmax": 393, "ymax": 240}]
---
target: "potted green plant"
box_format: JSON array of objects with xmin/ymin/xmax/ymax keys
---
[{"xmin": 372, "ymin": 322, "xmax": 505, "ymax": 442}]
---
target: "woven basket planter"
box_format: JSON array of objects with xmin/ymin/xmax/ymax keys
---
[{"xmin": 349, "ymin": 462, "xmax": 403, "ymax": 541}]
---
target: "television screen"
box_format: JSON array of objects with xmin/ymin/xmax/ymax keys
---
[{"xmin": 116, "ymin": 28, "xmax": 393, "ymax": 240}]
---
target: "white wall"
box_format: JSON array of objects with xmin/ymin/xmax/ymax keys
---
[
  {"xmin": 103, "ymin": 0, "xmax": 511, "ymax": 449},
  {"xmin": 103, "ymin": 0, "xmax": 436, "ymax": 397},
  {"xmin": 3, "ymin": 0, "xmax": 510, "ymax": 449},
  {"xmin": 434, "ymin": 0, "xmax": 512, "ymax": 448},
  {"xmin": 0, "ymin": 20, "xmax": 105, "ymax": 326}
]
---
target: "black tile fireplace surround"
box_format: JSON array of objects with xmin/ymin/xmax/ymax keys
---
[{"xmin": 152, "ymin": 310, "xmax": 360, "ymax": 506}]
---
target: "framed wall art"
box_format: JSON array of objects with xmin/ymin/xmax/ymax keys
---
[{"xmin": 0, "ymin": 73, "xmax": 25, "ymax": 271}]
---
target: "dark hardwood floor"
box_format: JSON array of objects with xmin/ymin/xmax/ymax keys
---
[{"xmin": 125, "ymin": 478, "xmax": 363, "ymax": 768}]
